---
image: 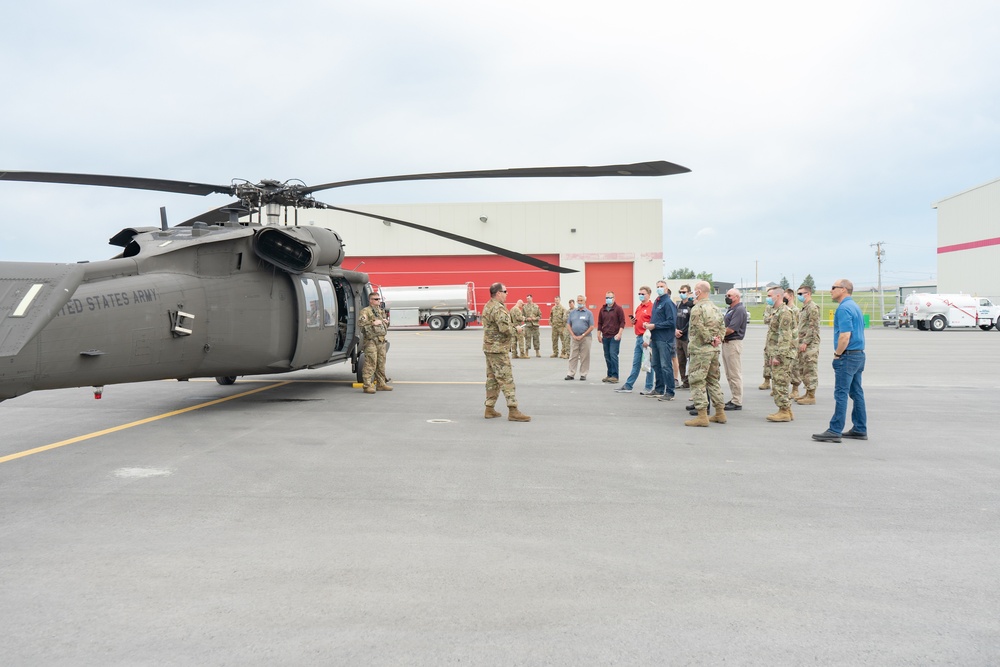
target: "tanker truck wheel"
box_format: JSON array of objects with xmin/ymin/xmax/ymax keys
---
[
  {"xmin": 428, "ymin": 316, "xmax": 445, "ymax": 331},
  {"xmin": 447, "ymin": 315, "xmax": 466, "ymax": 330},
  {"xmin": 980, "ymin": 324, "xmax": 993, "ymax": 331},
  {"xmin": 930, "ymin": 315, "xmax": 947, "ymax": 332}
]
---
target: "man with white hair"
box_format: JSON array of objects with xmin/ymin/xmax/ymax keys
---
[{"xmin": 722, "ymin": 287, "xmax": 748, "ymax": 411}]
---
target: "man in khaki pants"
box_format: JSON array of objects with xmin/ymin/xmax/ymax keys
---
[{"xmin": 721, "ymin": 288, "xmax": 748, "ymax": 411}]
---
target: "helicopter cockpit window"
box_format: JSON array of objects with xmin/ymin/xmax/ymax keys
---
[
  {"xmin": 317, "ymin": 279, "xmax": 335, "ymax": 326},
  {"xmin": 301, "ymin": 278, "xmax": 322, "ymax": 329}
]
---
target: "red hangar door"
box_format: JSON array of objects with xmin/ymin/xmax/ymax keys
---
[{"xmin": 584, "ymin": 262, "xmax": 635, "ymax": 321}]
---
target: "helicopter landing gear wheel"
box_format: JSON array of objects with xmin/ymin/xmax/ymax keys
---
[
  {"xmin": 354, "ymin": 351, "xmax": 365, "ymax": 384},
  {"xmin": 215, "ymin": 376, "xmax": 237, "ymax": 385}
]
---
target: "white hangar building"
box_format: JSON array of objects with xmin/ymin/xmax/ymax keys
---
[
  {"xmin": 933, "ymin": 177, "xmax": 1000, "ymax": 297},
  {"xmin": 308, "ymin": 199, "xmax": 666, "ymax": 324}
]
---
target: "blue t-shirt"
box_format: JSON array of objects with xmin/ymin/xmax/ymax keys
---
[
  {"xmin": 833, "ymin": 297, "xmax": 865, "ymax": 351},
  {"xmin": 567, "ymin": 307, "xmax": 594, "ymax": 336}
]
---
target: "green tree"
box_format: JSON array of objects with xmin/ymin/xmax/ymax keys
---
[
  {"xmin": 780, "ymin": 276, "xmax": 790, "ymax": 289},
  {"xmin": 668, "ymin": 267, "xmax": 696, "ymax": 279},
  {"xmin": 802, "ymin": 274, "xmax": 816, "ymax": 290},
  {"xmin": 696, "ymin": 271, "xmax": 713, "ymax": 283}
]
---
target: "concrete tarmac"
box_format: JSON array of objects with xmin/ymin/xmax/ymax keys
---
[{"xmin": 1, "ymin": 324, "xmax": 998, "ymax": 665}]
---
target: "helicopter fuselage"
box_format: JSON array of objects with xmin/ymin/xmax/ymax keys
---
[{"xmin": 0, "ymin": 223, "xmax": 368, "ymax": 402}]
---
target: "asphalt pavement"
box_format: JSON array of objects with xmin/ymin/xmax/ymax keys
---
[{"xmin": 2, "ymin": 324, "xmax": 998, "ymax": 665}]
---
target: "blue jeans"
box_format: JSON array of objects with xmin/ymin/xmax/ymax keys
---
[
  {"xmin": 829, "ymin": 351, "xmax": 867, "ymax": 434},
  {"xmin": 650, "ymin": 336, "xmax": 676, "ymax": 397},
  {"xmin": 623, "ymin": 336, "xmax": 654, "ymax": 391},
  {"xmin": 602, "ymin": 336, "xmax": 621, "ymax": 378}
]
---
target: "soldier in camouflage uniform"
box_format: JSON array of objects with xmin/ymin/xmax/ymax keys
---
[
  {"xmin": 793, "ymin": 284, "xmax": 821, "ymax": 405},
  {"xmin": 509, "ymin": 299, "xmax": 527, "ymax": 358},
  {"xmin": 759, "ymin": 300, "xmax": 775, "ymax": 390},
  {"xmin": 482, "ymin": 283, "xmax": 531, "ymax": 422},
  {"xmin": 684, "ymin": 281, "xmax": 726, "ymax": 427},
  {"xmin": 522, "ymin": 294, "xmax": 542, "ymax": 357},
  {"xmin": 560, "ymin": 300, "xmax": 574, "ymax": 358},
  {"xmin": 549, "ymin": 296, "xmax": 567, "ymax": 357},
  {"xmin": 765, "ymin": 287, "xmax": 797, "ymax": 422},
  {"xmin": 358, "ymin": 292, "xmax": 392, "ymax": 394}
]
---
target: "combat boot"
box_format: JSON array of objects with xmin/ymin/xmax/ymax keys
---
[
  {"xmin": 508, "ymin": 407, "xmax": 531, "ymax": 422},
  {"xmin": 685, "ymin": 408, "xmax": 710, "ymax": 427},
  {"xmin": 535, "ymin": 350, "xmax": 541, "ymax": 357},
  {"xmin": 376, "ymin": 383, "xmax": 393, "ymax": 391},
  {"xmin": 766, "ymin": 407, "xmax": 793, "ymax": 422},
  {"xmin": 363, "ymin": 385, "xmax": 376, "ymax": 394},
  {"xmin": 484, "ymin": 406, "xmax": 501, "ymax": 419},
  {"xmin": 550, "ymin": 353, "xmax": 558, "ymax": 358},
  {"xmin": 709, "ymin": 404, "xmax": 727, "ymax": 424},
  {"xmin": 795, "ymin": 389, "xmax": 816, "ymax": 405},
  {"xmin": 789, "ymin": 382, "xmax": 803, "ymax": 400},
  {"xmin": 759, "ymin": 377, "xmax": 771, "ymax": 390}
]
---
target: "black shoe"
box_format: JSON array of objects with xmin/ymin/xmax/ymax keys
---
[
  {"xmin": 564, "ymin": 375, "xmax": 574, "ymax": 381},
  {"xmin": 724, "ymin": 401, "xmax": 742, "ymax": 411},
  {"xmin": 811, "ymin": 429, "xmax": 842, "ymax": 443},
  {"xmin": 579, "ymin": 376, "xmax": 586, "ymax": 381},
  {"xmin": 688, "ymin": 408, "xmax": 698, "ymax": 416},
  {"xmin": 842, "ymin": 429, "xmax": 868, "ymax": 440},
  {"xmin": 685, "ymin": 403, "xmax": 695, "ymax": 410}
]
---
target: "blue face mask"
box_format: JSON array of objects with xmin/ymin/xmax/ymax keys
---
[
  {"xmin": 766, "ymin": 297, "xmax": 775, "ymax": 306},
  {"xmin": 605, "ymin": 297, "xmax": 614, "ymax": 306},
  {"xmin": 797, "ymin": 293, "xmax": 805, "ymax": 303},
  {"xmin": 656, "ymin": 287, "xmax": 665, "ymax": 297},
  {"xmin": 638, "ymin": 294, "xmax": 646, "ymax": 302}
]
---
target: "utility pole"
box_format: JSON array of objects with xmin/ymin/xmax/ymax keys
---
[{"xmin": 871, "ymin": 241, "xmax": 886, "ymax": 319}]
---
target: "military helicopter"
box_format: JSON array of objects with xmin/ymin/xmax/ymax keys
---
[{"xmin": 0, "ymin": 161, "xmax": 689, "ymax": 404}]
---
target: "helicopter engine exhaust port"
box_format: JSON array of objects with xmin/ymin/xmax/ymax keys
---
[{"xmin": 253, "ymin": 226, "xmax": 345, "ymax": 274}]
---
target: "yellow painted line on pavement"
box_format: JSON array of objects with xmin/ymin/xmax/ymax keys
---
[{"xmin": 0, "ymin": 381, "xmax": 292, "ymax": 465}]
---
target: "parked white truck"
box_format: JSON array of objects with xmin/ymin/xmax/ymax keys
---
[
  {"xmin": 904, "ymin": 293, "xmax": 1000, "ymax": 331},
  {"xmin": 378, "ymin": 283, "xmax": 478, "ymax": 330}
]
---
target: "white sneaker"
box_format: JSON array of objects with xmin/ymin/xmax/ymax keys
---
[{"xmin": 615, "ymin": 387, "xmax": 633, "ymax": 393}]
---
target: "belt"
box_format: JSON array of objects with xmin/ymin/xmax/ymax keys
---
[{"xmin": 840, "ymin": 349, "xmax": 863, "ymax": 355}]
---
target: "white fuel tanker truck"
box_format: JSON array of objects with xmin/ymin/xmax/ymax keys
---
[
  {"xmin": 377, "ymin": 283, "xmax": 478, "ymax": 330},
  {"xmin": 904, "ymin": 292, "xmax": 1000, "ymax": 331}
]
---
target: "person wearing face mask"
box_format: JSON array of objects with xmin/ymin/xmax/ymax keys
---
[
  {"xmin": 643, "ymin": 279, "xmax": 677, "ymax": 400},
  {"xmin": 565, "ymin": 295, "xmax": 594, "ymax": 381},
  {"xmin": 597, "ymin": 291, "xmax": 626, "ymax": 383},
  {"xmin": 793, "ymin": 285, "xmax": 821, "ymax": 405},
  {"xmin": 684, "ymin": 280, "xmax": 726, "ymax": 426},
  {"xmin": 764, "ymin": 286, "xmax": 798, "ymax": 422},
  {"xmin": 615, "ymin": 286, "xmax": 655, "ymax": 394},
  {"xmin": 721, "ymin": 288, "xmax": 748, "ymax": 410},
  {"xmin": 674, "ymin": 284, "xmax": 694, "ymax": 389}
]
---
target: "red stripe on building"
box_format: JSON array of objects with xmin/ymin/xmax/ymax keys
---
[{"xmin": 937, "ymin": 237, "xmax": 1000, "ymax": 254}]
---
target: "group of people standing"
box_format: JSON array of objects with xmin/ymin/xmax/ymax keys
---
[{"xmin": 360, "ymin": 278, "xmax": 867, "ymax": 441}]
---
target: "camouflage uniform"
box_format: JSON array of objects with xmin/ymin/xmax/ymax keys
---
[
  {"xmin": 761, "ymin": 302, "xmax": 775, "ymax": 382},
  {"xmin": 358, "ymin": 303, "xmax": 389, "ymax": 389},
  {"xmin": 482, "ymin": 299, "xmax": 519, "ymax": 408},
  {"xmin": 509, "ymin": 304, "xmax": 526, "ymax": 357},
  {"xmin": 794, "ymin": 300, "xmax": 821, "ymax": 391},
  {"xmin": 765, "ymin": 304, "xmax": 798, "ymax": 409},
  {"xmin": 549, "ymin": 303, "xmax": 568, "ymax": 357},
  {"xmin": 687, "ymin": 298, "xmax": 726, "ymax": 410},
  {"xmin": 522, "ymin": 301, "xmax": 542, "ymax": 354}
]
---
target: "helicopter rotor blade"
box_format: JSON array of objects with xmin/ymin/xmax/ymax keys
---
[
  {"xmin": 301, "ymin": 160, "xmax": 690, "ymax": 194},
  {"xmin": 318, "ymin": 203, "xmax": 578, "ymax": 274},
  {"xmin": 0, "ymin": 171, "xmax": 232, "ymax": 197}
]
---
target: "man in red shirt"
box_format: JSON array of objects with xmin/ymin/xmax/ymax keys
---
[{"xmin": 615, "ymin": 286, "xmax": 654, "ymax": 393}]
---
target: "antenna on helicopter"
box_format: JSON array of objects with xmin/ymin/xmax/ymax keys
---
[{"xmin": 159, "ymin": 207, "xmax": 168, "ymax": 231}]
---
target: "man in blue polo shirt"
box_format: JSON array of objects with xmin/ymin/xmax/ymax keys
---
[{"xmin": 813, "ymin": 279, "xmax": 867, "ymax": 443}]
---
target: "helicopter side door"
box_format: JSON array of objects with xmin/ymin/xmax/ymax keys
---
[{"xmin": 290, "ymin": 274, "xmax": 338, "ymax": 368}]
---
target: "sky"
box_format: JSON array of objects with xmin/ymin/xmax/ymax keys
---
[{"xmin": 3, "ymin": 0, "xmax": 999, "ymax": 290}]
